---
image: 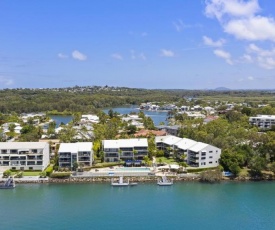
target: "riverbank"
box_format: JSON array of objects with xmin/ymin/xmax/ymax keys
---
[{"xmin": 8, "ymin": 174, "xmax": 275, "ymax": 184}]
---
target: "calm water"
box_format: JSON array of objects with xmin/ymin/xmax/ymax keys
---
[
  {"xmin": 1, "ymin": 182, "xmax": 275, "ymax": 230},
  {"xmin": 103, "ymin": 106, "xmax": 168, "ymax": 125},
  {"xmin": 49, "ymin": 115, "xmax": 73, "ymax": 127}
]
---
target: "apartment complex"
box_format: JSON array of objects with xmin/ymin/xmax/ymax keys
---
[
  {"xmin": 0, "ymin": 142, "xmax": 50, "ymax": 170},
  {"xmin": 102, "ymin": 138, "xmax": 148, "ymax": 162},
  {"xmin": 249, "ymin": 115, "xmax": 275, "ymax": 129},
  {"xmin": 58, "ymin": 142, "xmax": 93, "ymax": 168},
  {"xmin": 155, "ymin": 135, "xmax": 221, "ymax": 168}
]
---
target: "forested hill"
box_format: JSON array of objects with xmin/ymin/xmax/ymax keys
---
[{"xmin": 0, "ymin": 86, "xmax": 274, "ymax": 114}]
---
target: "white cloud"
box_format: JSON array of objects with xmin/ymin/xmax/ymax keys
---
[
  {"xmin": 203, "ymin": 36, "xmax": 226, "ymax": 47},
  {"xmin": 72, "ymin": 50, "xmax": 87, "ymax": 61},
  {"xmin": 130, "ymin": 50, "xmax": 147, "ymax": 60},
  {"xmin": 205, "ymin": 0, "xmax": 275, "ymax": 42},
  {"xmin": 205, "ymin": 0, "xmax": 260, "ymax": 21},
  {"xmin": 213, "ymin": 49, "xmax": 233, "ymax": 65},
  {"xmin": 173, "ymin": 19, "xmax": 185, "ymax": 32},
  {"xmin": 111, "ymin": 53, "xmax": 123, "ymax": 60},
  {"xmin": 245, "ymin": 43, "xmax": 275, "ymax": 69},
  {"xmin": 224, "ymin": 16, "xmax": 275, "ymax": 41},
  {"xmin": 0, "ymin": 76, "xmax": 13, "ymax": 86},
  {"xmin": 57, "ymin": 53, "xmax": 68, "ymax": 59},
  {"xmin": 160, "ymin": 49, "xmax": 175, "ymax": 57},
  {"xmin": 242, "ymin": 54, "xmax": 253, "ymax": 63}
]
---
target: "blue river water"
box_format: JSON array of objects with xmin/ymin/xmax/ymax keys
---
[
  {"xmin": 1, "ymin": 181, "xmax": 275, "ymax": 230},
  {"xmin": 103, "ymin": 106, "xmax": 168, "ymax": 125},
  {"xmin": 48, "ymin": 107, "xmax": 167, "ymax": 127}
]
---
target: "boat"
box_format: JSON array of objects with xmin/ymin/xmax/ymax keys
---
[
  {"xmin": 157, "ymin": 176, "xmax": 173, "ymax": 186},
  {"xmin": 111, "ymin": 176, "xmax": 138, "ymax": 187},
  {"xmin": 0, "ymin": 177, "xmax": 15, "ymax": 189}
]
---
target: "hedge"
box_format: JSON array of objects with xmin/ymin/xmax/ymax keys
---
[{"xmin": 50, "ymin": 172, "xmax": 71, "ymax": 178}]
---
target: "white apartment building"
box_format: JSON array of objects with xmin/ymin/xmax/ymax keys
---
[
  {"xmin": 0, "ymin": 142, "xmax": 50, "ymax": 171},
  {"xmin": 155, "ymin": 135, "xmax": 221, "ymax": 168},
  {"xmin": 102, "ymin": 138, "xmax": 148, "ymax": 162},
  {"xmin": 249, "ymin": 115, "xmax": 275, "ymax": 129},
  {"xmin": 58, "ymin": 142, "xmax": 93, "ymax": 168}
]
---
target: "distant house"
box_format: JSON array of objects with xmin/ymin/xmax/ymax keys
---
[
  {"xmin": 155, "ymin": 125, "xmax": 180, "ymax": 136},
  {"xmin": 58, "ymin": 142, "xmax": 93, "ymax": 168},
  {"xmin": 0, "ymin": 142, "xmax": 50, "ymax": 171},
  {"xmin": 81, "ymin": 115, "xmax": 99, "ymax": 124},
  {"xmin": 102, "ymin": 138, "xmax": 148, "ymax": 162},
  {"xmin": 249, "ymin": 115, "xmax": 275, "ymax": 129},
  {"xmin": 155, "ymin": 135, "xmax": 221, "ymax": 168}
]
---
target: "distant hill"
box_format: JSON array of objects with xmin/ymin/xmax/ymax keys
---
[{"xmin": 214, "ymin": 87, "xmax": 231, "ymax": 91}]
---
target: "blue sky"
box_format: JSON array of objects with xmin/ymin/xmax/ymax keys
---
[{"xmin": 1, "ymin": 0, "xmax": 275, "ymax": 89}]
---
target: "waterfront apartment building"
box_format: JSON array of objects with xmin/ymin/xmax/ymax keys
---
[
  {"xmin": 102, "ymin": 138, "xmax": 148, "ymax": 162},
  {"xmin": 155, "ymin": 135, "xmax": 221, "ymax": 168},
  {"xmin": 249, "ymin": 115, "xmax": 275, "ymax": 129},
  {"xmin": 58, "ymin": 142, "xmax": 93, "ymax": 168},
  {"xmin": 0, "ymin": 142, "xmax": 50, "ymax": 171}
]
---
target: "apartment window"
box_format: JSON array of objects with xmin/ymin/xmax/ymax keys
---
[
  {"xmin": 201, "ymin": 162, "xmax": 206, "ymax": 165},
  {"xmin": 201, "ymin": 157, "xmax": 206, "ymax": 160},
  {"xmin": 209, "ymin": 162, "xmax": 213, "ymax": 164},
  {"xmin": 201, "ymin": 152, "xmax": 206, "ymax": 156},
  {"xmin": 209, "ymin": 151, "xmax": 213, "ymax": 153},
  {"xmin": 209, "ymin": 156, "xmax": 213, "ymax": 159}
]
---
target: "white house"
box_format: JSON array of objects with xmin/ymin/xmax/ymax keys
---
[
  {"xmin": 0, "ymin": 142, "xmax": 50, "ymax": 171},
  {"xmin": 102, "ymin": 138, "xmax": 148, "ymax": 162},
  {"xmin": 81, "ymin": 115, "xmax": 99, "ymax": 124},
  {"xmin": 58, "ymin": 142, "xmax": 93, "ymax": 168},
  {"xmin": 155, "ymin": 135, "xmax": 221, "ymax": 168},
  {"xmin": 187, "ymin": 142, "xmax": 221, "ymax": 168},
  {"xmin": 249, "ymin": 115, "xmax": 275, "ymax": 129}
]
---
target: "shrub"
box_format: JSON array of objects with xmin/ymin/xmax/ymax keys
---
[
  {"xmin": 50, "ymin": 172, "xmax": 71, "ymax": 178},
  {"xmin": 200, "ymin": 169, "xmax": 222, "ymax": 183},
  {"xmin": 3, "ymin": 169, "xmax": 11, "ymax": 178},
  {"xmin": 15, "ymin": 171, "xmax": 23, "ymax": 178},
  {"xmin": 40, "ymin": 171, "xmax": 47, "ymax": 178},
  {"xmin": 45, "ymin": 165, "xmax": 54, "ymax": 177}
]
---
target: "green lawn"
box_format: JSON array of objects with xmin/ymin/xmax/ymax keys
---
[
  {"xmin": 156, "ymin": 157, "xmax": 178, "ymax": 165},
  {"xmin": 22, "ymin": 171, "xmax": 42, "ymax": 176}
]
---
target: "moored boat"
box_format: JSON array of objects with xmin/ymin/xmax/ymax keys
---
[
  {"xmin": 0, "ymin": 177, "xmax": 15, "ymax": 189},
  {"xmin": 111, "ymin": 176, "xmax": 138, "ymax": 187},
  {"xmin": 157, "ymin": 176, "xmax": 173, "ymax": 186}
]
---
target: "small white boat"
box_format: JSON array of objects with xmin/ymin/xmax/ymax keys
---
[
  {"xmin": 157, "ymin": 176, "xmax": 173, "ymax": 186},
  {"xmin": 0, "ymin": 177, "xmax": 15, "ymax": 189},
  {"xmin": 111, "ymin": 176, "xmax": 138, "ymax": 187}
]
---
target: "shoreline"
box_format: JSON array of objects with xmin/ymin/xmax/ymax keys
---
[{"xmin": 10, "ymin": 175, "xmax": 275, "ymax": 184}]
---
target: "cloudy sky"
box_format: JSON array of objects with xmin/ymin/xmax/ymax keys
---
[{"xmin": 1, "ymin": 0, "xmax": 275, "ymax": 89}]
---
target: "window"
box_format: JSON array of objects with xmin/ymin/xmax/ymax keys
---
[
  {"xmin": 209, "ymin": 151, "xmax": 213, "ymax": 153},
  {"xmin": 209, "ymin": 162, "xmax": 212, "ymax": 164},
  {"xmin": 201, "ymin": 162, "xmax": 206, "ymax": 166},
  {"xmin": 209, "ymin": 156, "xmax": 213, "ymax": 159},
  {"xmin": 29, "ymin": 167, "xmax": 33, "ymax": 170},
  {"xmin": 201, "ymin": 157, "xmax": 206, "ymax": 160},
  {"xmin": 201, "ymin": 152, "xmax": 206, "ymax": 156}
]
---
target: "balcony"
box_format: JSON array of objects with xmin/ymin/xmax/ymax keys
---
[
  {"xmin": 78, "ymin": 157, "xmax": 90, "ymax": 162},
  {"xmin": 59, "ymin": 155, "xmax": 71, "ymax": 158},
  {"xmin": 105, "ymin": 153, "xmax": 119, "ymax": 157}
]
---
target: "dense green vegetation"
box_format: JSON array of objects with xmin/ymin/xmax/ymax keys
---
[{"xmin": 0, "ymin": 87, "xmax": 275, "ymax": 114}]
